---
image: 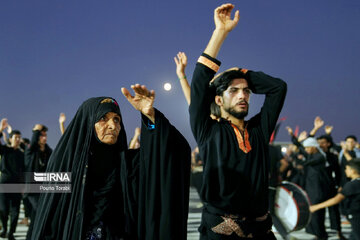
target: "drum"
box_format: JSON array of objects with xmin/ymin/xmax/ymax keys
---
[{"xmin": 274, "ymin": 181, "xmax": 311, "ymax": 232}]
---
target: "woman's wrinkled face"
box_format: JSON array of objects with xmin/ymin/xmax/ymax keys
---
[{"xmin": 94, "ymin": 112, "xmax": 121, "ymax": 145}]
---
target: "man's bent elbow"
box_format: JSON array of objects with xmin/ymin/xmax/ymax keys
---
[{"xmin": 277, "ymin": 79, "xmax": 287, "ymax": 95}]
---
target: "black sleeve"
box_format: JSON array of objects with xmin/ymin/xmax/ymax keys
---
[
  {"xmin": 134, "ymin": 109, "xmax": 191, "ymax": 240},
  {"xmin": 245, "ymin": 71, "xmax": 287, "ymax": 142},
  {"xmin": 327, "ymin": 134, "xmax": 342, "ymax": 152},
  {"xmin": 189, "ymin": 53, "xmax": 221, "ymax": 144},
  {"xmin": 28, "ymin": 130, "xmax": 41, "ymax": 152},
  {"xmin": 341, "ymin": 181, "xmax": 354, "ymax": 197},
  {"xmin": 291, "ymin": 135, "xmax": 309, "ymax": 158}
]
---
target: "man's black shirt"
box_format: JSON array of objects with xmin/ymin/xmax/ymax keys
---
[{"xmin": 189, "ymin": 54, "xmax": 287, "ymax": 217}]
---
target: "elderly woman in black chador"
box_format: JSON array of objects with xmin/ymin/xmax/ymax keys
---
[{"xmin": 31, "ymin": 84, "xmax": 191, "ymax": 240}]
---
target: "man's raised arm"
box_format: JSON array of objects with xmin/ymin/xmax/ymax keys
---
[
  {"xmin": 204, "ymin": 3, "xmax": 239, "ymax": 58},
  {"xmin": 190, "ymin": 4, "xmax": 239, "ymax": 143}
]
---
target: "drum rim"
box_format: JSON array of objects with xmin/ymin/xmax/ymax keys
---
[
  {"xmin": 279, "ymin": 185, "xmax": 301, "ymax": 230},
  {"xmin": 279, "ymin": 181, "xmax": 312, "ymax": 231},
  {"xmin": 282, "ymin": 181, "xmax": 311, "ymax": 204}
]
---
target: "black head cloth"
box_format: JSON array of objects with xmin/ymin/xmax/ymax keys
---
[
  {"xmin": 48, "ymin": 96, "xmax": 126, "ymax": 172},
  {"xmin": 32, "ymin": 96, "xmax": 127, "ymax": 240}
]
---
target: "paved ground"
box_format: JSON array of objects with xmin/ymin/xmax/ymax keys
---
[{"xmin": 1, "ymin": 187, "xmax": 352, "ymax": 239}]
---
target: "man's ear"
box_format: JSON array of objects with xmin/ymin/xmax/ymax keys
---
[{"xmin": 215, "ymin": 95, "xmax": 223, "ymax": 107}]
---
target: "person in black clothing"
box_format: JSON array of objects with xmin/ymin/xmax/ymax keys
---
[
  {"xmin": 305, "ymin": 116, "xmax": 345, "ymax": 239},
  {"xmin": 310, "ymin": 159, "xmax": 360, "ymax": 240},
  {"xmin": 339, "ymin": 135, "xmax": 360, "ymax": 187},
  {"xmin": 18, "ymin": 138, "xmax": 31, "ymax": 227},
  {"xmin": 189, "ymin": 4, "xmax": 287, "ymax": 239},
  {"xmin": 291, "ymin": 137, "xmax": 331, "ymax": 240},
  {"xmin": 0, "ymin": 119, "xmax": 25, "ymax": 240},
  {"xmin": 322, "ymin": 125, "xmax": 342, "ymax": 155},
  {"xmin": 24, "ymin": 124, "xmax": 52, "ymax": 240},
  {"xmin": 25, "ymin": 124, "xmax": 52, "ymax": 176},
  {"xmin": 317, "ymin": 134, "xmax": 344, "ymax": 238},
  {"xmin": 31, "ymin": 84, "xmax": 190, "ymax": 240},
  {"xmin": 20, "ymin": 138, "xmax": 30, "ymax": 152}
]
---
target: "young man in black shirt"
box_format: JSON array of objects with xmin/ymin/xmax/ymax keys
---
[
  {"xmin": 24, "ymin": 124, "xmax": 52, "ymax": 240},
  {"xmin": 317, "ymin": 134, "xmax": 344, "ymax": 238},
  {"xmin": 310, "ymin": 159, "xmax": 360, "ymax": 240},
  {"xmin": 339, "ymin": 135, "xmax": 360, "ymax": 187},
  {"xmin": 0, "ymin": 119, "xmax": 25, "ymax": 240},
  {"xmin": 189, "ymin": 4, "xmax": 287, "ymax": 239}
]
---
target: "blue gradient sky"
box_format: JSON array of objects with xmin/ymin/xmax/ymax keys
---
[{"xmin": 1, "ymin": 0, "xmax": 359, "ymax": 149}]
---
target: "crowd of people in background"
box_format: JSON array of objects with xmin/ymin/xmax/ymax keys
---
[
  {"xmin": 0, "ymin": 119, "xmax": 52, "ymax": 240},
  {"xmin": 284, "ymin": 117, "xmax": 359, "ymax": 240}
]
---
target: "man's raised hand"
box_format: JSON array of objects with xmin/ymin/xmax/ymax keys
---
[
  {"xmin": 0, "ymin": 118, "xmax": 8, "ymax": 132},
  {"xmin": 324, "ymin": 125, "xmax": 333, "ymax": 135},
  {"xmin": 59, "ymin": 113, "xmax": 66, "ymax": 124},
  {"xmin": 298, "ymin": 131, "xmax": 308, "ymax": 142},
  {"xmin": 6, "ymin": 124, "xmax": 12, "ymax": 134},
  {"xmin": 313, "ymin": 116, "xmax": 324, "ymax": 130},
  {"xmin": 214, "ymin": 3, "xmax": 240, "ymax": 33}
]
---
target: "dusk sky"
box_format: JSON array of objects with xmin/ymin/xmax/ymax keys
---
[{"xmin": 1, "ymin": 0, "xmax": 359, "ymax": 149}]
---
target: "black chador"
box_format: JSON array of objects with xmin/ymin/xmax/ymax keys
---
[{"xmin": 31, "ymin": 97, "xmax": 191, "ymax": 240}]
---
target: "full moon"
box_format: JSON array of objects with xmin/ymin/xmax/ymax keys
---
[{"xmin": 164, "ymin": 83, "xmax": 172, "ymax": 91}]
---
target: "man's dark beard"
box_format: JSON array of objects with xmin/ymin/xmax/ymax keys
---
[{"xmin": 225, "ymin": 105, "xmax": 248, "ymax": 120}]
